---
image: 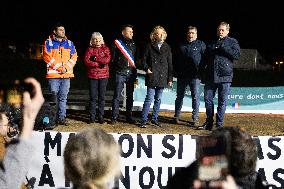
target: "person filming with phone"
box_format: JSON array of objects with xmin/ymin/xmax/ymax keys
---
[
  {"xmin": 0, "ymin": 77, "xmax": 44, "ymax": 189},
  {"xmin": 166, "ymin": 126, "xmax": 275, "ymax": 189}
]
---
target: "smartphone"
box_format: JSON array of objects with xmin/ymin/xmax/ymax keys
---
[
  {"xmin": 0, "ymin": 80, "xmax": 32, "ymax": 137},
  {"xmin": 0, "ymin": 80, "xmax": 23, "ymax": 108},
  {"xmin": 196, "ymin": 133, "xmax": 231, "ymax": 183},
  {"xmin": 0, "ymin": 80, "xmax": 33, "ymax": 106}
]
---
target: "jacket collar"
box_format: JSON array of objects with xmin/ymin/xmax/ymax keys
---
[
  {"xmin": 151, "ymin": 41, "xmax": 165, "ymax": 53},
  {"xmin": 121, "ymin": 36, "xmax": 133, "ymax": 44},
  {"xmin": 49, "ymin": 34, "xmax": 68, "ymax": 42}
]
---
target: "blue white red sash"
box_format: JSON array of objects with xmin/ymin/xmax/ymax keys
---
[{"xmin": 114, "ymin": 39, "xmax": 136, "ymax": 68}]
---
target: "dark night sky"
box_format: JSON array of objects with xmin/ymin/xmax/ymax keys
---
[{"xmin": 1, "ymin": 1, "xmax": 284, "ymax": 62}]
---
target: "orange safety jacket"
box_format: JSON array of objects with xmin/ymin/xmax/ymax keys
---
[{"xmin": 43, "ymin": 35, "xmax": 78, "ymax": 78}]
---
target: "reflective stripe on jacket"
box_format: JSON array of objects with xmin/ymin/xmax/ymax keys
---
[{"xmin": 43, "ymin": 35, "xmax": 78, "ymax": 78}]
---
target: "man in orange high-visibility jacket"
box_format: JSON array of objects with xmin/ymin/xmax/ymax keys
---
[{"xmin": 43, "ymin": 23, "xmax": 78, "ymax": 126}]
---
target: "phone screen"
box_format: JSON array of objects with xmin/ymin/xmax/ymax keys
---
[
  {"xmin": 0, "ymin": 81, "xmax": 24, "ymax": 138},
  {"xmin": 0, "ymin": 81, "xmax": 23, "ymax": 108},
  {"xmin": 6, "ymin": 88, "xmax": 22, "ymax": 108},
  {"xmin": 196, "ymin": 134, "xmax": 231, "ymax": 182}
]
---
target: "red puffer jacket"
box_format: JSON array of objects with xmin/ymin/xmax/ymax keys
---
[{"xmin": 84, "ymin": 44, "xmax": 111, "ymax": 79}]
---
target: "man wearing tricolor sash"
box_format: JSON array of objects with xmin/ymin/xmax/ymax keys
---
[{"xmin": 110, "ymin": 24, "xmax": 137, "ymax": 124}]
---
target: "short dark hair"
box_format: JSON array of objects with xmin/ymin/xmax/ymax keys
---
[
  {"xmin": 187, "ymin": 26, "xmax": 197, "ymax": 32},
  {"xmin": 121, "ymin": 24, "xmax": 133, "ymax": 32},
  {"xmin": 53, "ymin": 22, "xmax": 65, "ymax": 31},
  {"xmin": 212, "ymin": 126, "xmax": 257, "ymax": 178},
  {"xmin": 166, "ymin": 127, "xmax": 259, "ymax": 189}
]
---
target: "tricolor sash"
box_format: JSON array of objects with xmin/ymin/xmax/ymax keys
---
[{"xmin": 114, "ymin": 39, "xmax": 136, "ymax": 68}]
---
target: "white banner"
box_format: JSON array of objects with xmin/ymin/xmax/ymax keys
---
[{"xmin": 26, "ymin": 131, "xmax": 284, "ymax": 188}]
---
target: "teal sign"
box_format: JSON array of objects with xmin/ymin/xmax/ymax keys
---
[{"xmin": 134, "ymin": 75, "xmax": 284, "ymax": 113}]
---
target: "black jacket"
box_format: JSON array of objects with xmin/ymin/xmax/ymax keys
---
[
  {"xmin": 110, "ymin": 36, "xmax": 137, "ymax": 75},
  {"xmin": 200, "ymin": 36, "xmax": 240, "ymax": 83},
  {"xmin": 175, "ymin": 39, "xmax": 206, "ymax": 79},
  {"xmin": 142, "ymin": 42, "xmax": 173, "ymax": 88}
]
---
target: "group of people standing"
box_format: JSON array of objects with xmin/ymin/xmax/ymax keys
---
[
  {"xmin": 43, "ymin": 21, "xmax": 240, "ymax": 130},
  {"xmin": 174, "ymin": 22, "xmax": 241, "ymax": 130}
]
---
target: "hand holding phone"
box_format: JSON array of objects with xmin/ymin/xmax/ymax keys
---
[
  {"xmin": 0, "ymin": 78, "xmax": 44, "ymax": 139},
  {"xmin": 0, "ymin": 80, "xmax": 26, "ymax": 138},
  {"xmin": 0, "ymin": 80, "xmax": 24, "ymax": 108},
  {"xmin": 21, "ymin": 77, "xmax": 44, "ymax": 139},
  {"xmin": 196, "ymin": 133, "xmax": 231, "ymax": 186}
]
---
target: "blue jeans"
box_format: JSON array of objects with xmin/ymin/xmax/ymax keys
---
[
  {"xmin": 48, "ymin": 78, "xmax": 70, "ymax": 120},
  {"xmin": 141, "ymin": 87, "xmax": 164, "ymax": 123},
  {"xmin": 112, "ymin": 72, "xmax": 135, "ymax": 119},
  {"xmin": 204, "ymin": 82, "xmax": 231, "ymax": 126},
  {"xmin": 89, "ymin": 78, "xmax": 108, "ymax": 120},
  {"xmin": 175, "ymin": 78, "xmax": 201, "ymax": 121}
]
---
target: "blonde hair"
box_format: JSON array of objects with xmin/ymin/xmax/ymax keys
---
[
  {"xmin": 90, "ymin": 32, "xmax": 105, "ymax": 46},
  {"xmin": 150, "ymin": 25, "xmax": 167, "ymax": 42},
  {"xmin": 64, "ymin": 128, "xmax": 121, "ymax": 189}
]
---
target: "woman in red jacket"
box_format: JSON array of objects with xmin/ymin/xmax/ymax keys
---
[{"xmin": 84, "ymin": 32, "xmax": 111, "ymax": 124}]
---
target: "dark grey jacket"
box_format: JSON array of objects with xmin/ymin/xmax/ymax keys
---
[
  {"xmin": 110, "ymin": 36, "xmax": 137, "ymax": 76},
  {"xmin": 201, "ymin": 36, "xmax": 240, "ymax": 83},
  {"xmin": 175, "ymin": 39, "xmax": 206, "ymax": 79},
  {"xmin": 142, "ymin": 42, "xmax": 173, "ymax": 88}
]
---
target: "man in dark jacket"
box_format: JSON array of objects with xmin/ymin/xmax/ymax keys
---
[
  {"xmin": 140, "ymin": 25, "xmax": 173, "ymax": 128},
  {"xmin": 174, "ymin": 26, "xmax": 206, "ymax": 126},
  {"xmin": 111, "ymin": 24, "xmax": 137, "ymax": 124},
  {"xmin": 199, "ymin": 22, "xmax": 240, "ymax": 130}
]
